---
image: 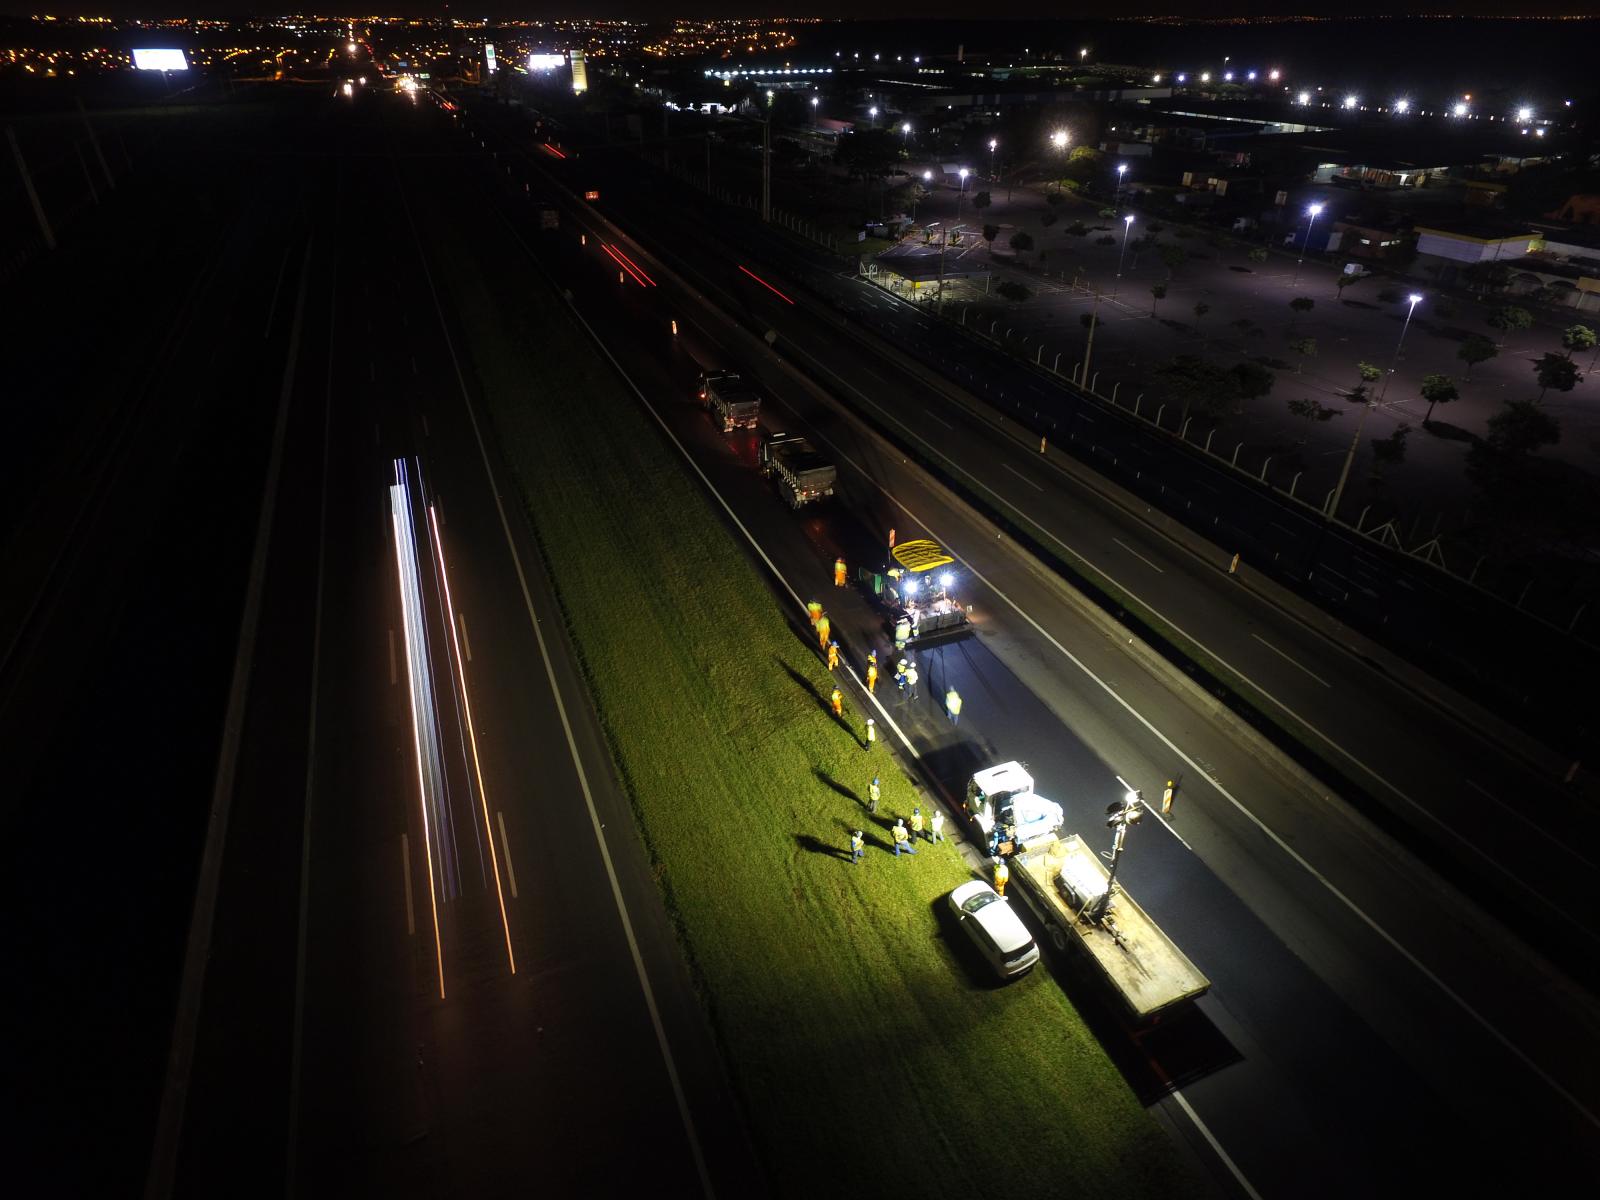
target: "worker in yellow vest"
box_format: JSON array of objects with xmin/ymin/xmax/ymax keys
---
[
  {"xmin": 834, "ymin": 556, "xmax": 847, "ymax": 587},
  {"xmin": 817, "ymin": 614, "xmax": 831, "ymax": 652},
  {"xmin": 850, "ymin": 830, "xmax": 865, "ymax": 864},
  {"xmin": 868, "ymin": 775, "xmax": 881, "ymax": 812},
  {"xmin": 866, "ymin": 661, "xmax": 878, "ymax": 693},
  {"xmin": 807, "ymin": 600, "xmax": 823, "ymax": 628},
  {"xmin": 830, "ymin": 687, "xmax": 843, "ymax": 718},
  {"xmin": 945, "ymin": 688, "xmax": 963, "ymax": 725},
  {"xmin": 910, "ymin": 807, "xmax": 924, "ymax": 840},
  {"xmin": 866, "ymin": 718, "xmax": 877, "ymax": 747},
  {"xmin": 993, "ymin": 857, "xmax": 1009, "ymax": 897},
  {"xmin": 892, "ymin": 819, "xmax": 917, "ymax": 857},
  {"xmin": 827, "ymin": 640, "xmax": 840, "ymax": 670}
]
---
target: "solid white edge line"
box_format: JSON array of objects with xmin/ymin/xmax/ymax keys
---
[
  {"xmin": 1171, "ymin": 1090, "xmax": 1265, "ymax": 1200},
  {"xmin": 1111, "ymin": 536, "xmax": 1168, "ymax": 575},
  {"xmin": 397, "ymin": 172, "xmax": 717, "ymax": 1200},
  {"xmin": 1250, "ymin": 633, "xmax": 1332, "ymax": 689},
  {"xmin": 401, "ymin": 833, "xmax": 416, "ymax": 934},
  {"xmin": 1000, "ymin": 460, "xmax": 1045, "ymax": 491},
  {"xmin": 496, "ymin": 810, "xmax": 519, "ymax": 900}
]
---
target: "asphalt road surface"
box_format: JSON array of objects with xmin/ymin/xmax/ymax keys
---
[{"xmin": 445, "ymin": 89, "xmax": 1600, "ymax": 1196}]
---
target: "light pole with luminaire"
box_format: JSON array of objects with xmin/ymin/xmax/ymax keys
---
[
  {"xmin": 1114, "ymin": 162, "xmax": 1128, "ymax": 209},
  {"xmin": 1292, "ymin": 201, "xmax": 1323, "ymax": 286},
  {"xmin": 1329, "ymin": 292, "xmax": 1422, "ymax": 521},
  {"xmin": 988, "ymin": 137, "xmax": 998, "ymax": 181},
  {"xmin": 1050, "ymin": 129, "xmax": 1069, "ymax": 193},
  {"xmin": 912, "ymin": 169, "xmax": 932, "ymax": 222},
  {"xmin": 957, "ymin": 166, "xmax": 970, "ymax": 222},
  {"xmin": 901, "ymin": 120, "xmax": 912, "ymax": 149},
  {"xmin": 868, "ymin": 105, "xmax": 878, "ymax": 128},
  {"xmin": 810, "ymin": 95, "xmax": 819, "ymax": 126},
  {"xmin": 1114, "ymin": 213, "xmax": 1134, "ymax": 297}
]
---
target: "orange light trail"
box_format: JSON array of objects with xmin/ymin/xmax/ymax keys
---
[
  {"xmin": 428, "ymin": 505, "xmax": 517, "ymax": 977},
  {"xmin": 738, "ymin": 264, "xmax": 794, "ymax": 304}
]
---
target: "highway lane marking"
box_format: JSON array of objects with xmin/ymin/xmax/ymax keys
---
[
  {"xmin": 1250, "ymin": 633, "xmax": 1331, "ymax": 688},
  {"xmin": 1465, "ymin": 779, "xmax": 1599, "ymax": 870},
  {"xmin": 496, "ymin": 810, "xmax": 519, "ymax": 899},
  {"xmin": 1000, "ymin": 462, "xmax": 1045, "ymax": 491},
  {"xmin": 403, "ymin": 182, "xmax": 717, "ymax": 1199},
  {"xmin": 458, "ymin": 611, "xmax": 473, "ymax": 661},
  {"xmin": 401, "ymin": 833, "xmax": 416, "ymax": 934},
  {"xmin": 926, "ymin": 412, "xmax": 955, "ymax": 431},
  {"xmin": 769, "ymin": 341, "xmax": 1600, "ymax": 1133},
  {"xmin": 1172, "ymin": 1090, "xmax": 1265, "ymax": 1200},
  {"xmin": 388, "ymin": 628, "xmax": 397, "ymax": 684},
  {"xmin": 1112, "ymin": 537, "xmax": 1166, "ymax": 575}
]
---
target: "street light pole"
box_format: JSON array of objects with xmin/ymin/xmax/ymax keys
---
[
  {"xmin": 901, "ymin": 120, "xmax": 912, "ymax": 151},
  {"xmin": 957, "ymin": 166, "xmax": 969, "ymax": 223},
  {"xmin": 1114, "ymin": 213, "xmax": 1134, "ymax": 298},
  {"xmin": 1050, "ymin": 129, "xmax": 1068, "ymax": 194},
  {"xmin": 988, "ymin": 137, "xmax": 998, "ymax": 182},
  {"xmin": 1292, "ymin": 202, "xmax": 1323, "ymax": 287},
  {"xmin": 810, "ymin": 95, "xmax": 819, "ymax": 126},
  {"xmin": 1329, "ymin": 292, "xmax": 1421, "ymax": 520},
  {"xmin": 1114, "ymin": 162, "xmax": 1128, "ymax": 210},
  {"xmin": 1081, "ymin": 289, "xmax": 1104, "ymax": 389}
]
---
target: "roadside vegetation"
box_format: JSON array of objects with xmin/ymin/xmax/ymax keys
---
[{"xmin": 431, "ymin": 220, "xmax": 1200, "ymax": 1199}]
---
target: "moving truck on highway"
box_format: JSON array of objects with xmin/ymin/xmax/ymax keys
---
[
  {"xmin": 699, "ymin": 371, "xmax": 761, "ymax": 433},
  {"xmin": 1009, "ymin": 831, "xmax": 1210, "ymax": 1026},
  {"xmin": 758, "ymin": 431, "xmax": 836, "ymax": 509}
]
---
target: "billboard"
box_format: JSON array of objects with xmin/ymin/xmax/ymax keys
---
[
  {"xmin": 570, "ymin": 49, "xmax": 588, "ymax": 94},
  {"xmin": 528, "ymin": 53, "xmax": 565, "ymax": 71},
  {"xmin": 132, "ymin": 48, "xmax": 188, "ymax": 72},
  {"xmin": 484, "ymin": 43, "xmax": 497, "ymax": 74}
]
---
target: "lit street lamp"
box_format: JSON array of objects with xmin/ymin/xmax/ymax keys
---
[
  {"xmin": 957, "ymin": 166, "xmax": 970, "ymax": 221},
  {"xmin": 1114, "ymin": 213, "xmax": 1134, "ymax": 297},
  {"xmin": 1292, "ymin": 202, "xmax": 1323, "ymax": 286},
  {"xmin": 1114, "ymin": 162, "xmax": 1128, "ymax": 209},
  {"xmin": 1050, "ymin": 129, "xmax": 1069, "ymax": 193},
  {"xmin": 988, "ymin": 137, "xmax": 998, "ymax": 181},
  {"xmin": 810, "ymin": 95, "xmax": 819, "ymax": 125},
  {"xmin": 912, "ymin": 169, "xmax": 932, "ymax": 221},
  {"xmin": 868, "ymin": 105, "xmax": 878, "ymax": 128},
  {"xmin": 1329, "ymin": 293, "xmax": 1422, "ymax": 521},
  {"xmin": 901, "ymin": 120, "xmax": 912, "ymax": 149}
]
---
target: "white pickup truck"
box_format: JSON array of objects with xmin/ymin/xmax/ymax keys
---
[{"xmin": 964, "ymin": 762, "xmax": 1065, "ymax": 856}]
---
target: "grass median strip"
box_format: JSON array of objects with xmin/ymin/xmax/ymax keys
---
[{"xmin": 432, "ymin": 209, "xmax": 1200, "ymax": 1200}]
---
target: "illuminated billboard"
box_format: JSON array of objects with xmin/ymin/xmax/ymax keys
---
[
  {"xmin": 132, "ymin": 48, "xmax": 188, "ymax": 72},
  {"xmin": 484, "ymin": 43, "xmax": 497, "ymax": 74},
  {"xmin": 570, "ymin": 49, "xmax": 588, "ymax": 94},
  {"xmin": 528, "ymin": 53, "xmax": 565, "ymax": 71}
]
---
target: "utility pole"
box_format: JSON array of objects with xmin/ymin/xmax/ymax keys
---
[
  {"xmin": 7, "ymin": 126, "xmax": 55, "ymax": 251},
  {"xmin": 761, "ymin": 117, "xmax": 771, "ymax": 222},
  {"xmin": 1081, "ymin": 289, "xmax": 1103, "ymax": 388},
  {"xmin": 1329, "ymin": 292, "xmax": 1421, "ymax": 521},
  {"xmin": 936, "ymin": 223, "xmax": 948, "ymax": 315}
]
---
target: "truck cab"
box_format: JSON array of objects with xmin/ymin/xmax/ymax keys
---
[{"xmin": 966, "ymin": 762, "xmax": 1065, "ymax": 855}]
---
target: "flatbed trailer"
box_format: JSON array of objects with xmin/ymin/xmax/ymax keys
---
[{"xmin": 1010, "ymin": 834, "xmax": 1209, "ymax": 1025}]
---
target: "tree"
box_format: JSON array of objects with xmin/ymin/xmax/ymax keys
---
[
  {"xmin": 1247, "ymin": 247, "xmax": 1268, "ymax": 264},
  {"xmin": 1484, "ymin": 304, "xmax": 1533, "ymax": 348},
  {"xmin": 1355, "ymin": 361, "xmax": 1383, "ymax": 386},
  {"xmin": 1158, "ymin": 243, "xmax": 1188, "ymax": 279},
  {"xmin": 982, "ymin": 224, "xmax": 999, "ymax": 246},
  {"xmin": 1149, "ymin": 282, "xmax": 1167, "ymax": 316},
  {"xmin": 1287, "ymin": 296, "xmax": 1315, "ymax": 333},
  {"xmin": 1456, "ymin": 334, "xmax": 1498, "ymax": 379},
  {"xmin": 1561, "ymin": 324, "xmax": 1596, "ymax": 360},
  {"xmin": 995, "ymin": 280, "xmax": 1031, "ymax": 302},
  {"xmin": 1419, "ymin": 373, "xmax": 1459, "ymax": 424},
  {"xmin": 1370, "ymin": 423, "xmax": 1412, "ymax": 475},
  {"xmin": 834, "ymin": 128, "xmax": 901, "ymax": 213},
  {"xmin": 1228, "ymin": 361, "xmax": 1276, "ymax": 411},
  {"xmin": 1487, "ymin": 399, "xmax": 1560, "ymax": 457},
  {"xmin": 1008, "ymin": 230, "xmax": 1034, "ymax": 254},
  {"xmin": 1152, "ymin": 355, "xmax": 1239, "ymax": 419},
  {"xmin": 1287, "ymin": 397, "xmax": 1340, "ymax": 422},
  {"xmin": 972, "ymin": 190, "xmax": 992, "ymax": 214},
  {"xmin": 1335, "ymin": 272, "xmax": 1356, "ymax": 299},
  {"xmin": 1533, "ymin": 352, "xmax": 1582, "ymax": 400},
  {"xmin": 1288, "ymin": 337, "xmax": 1317, "ymax": 372}
]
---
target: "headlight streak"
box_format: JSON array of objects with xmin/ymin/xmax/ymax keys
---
[
  {"xmin": 429, "ymin": 503, "xmax": 518, "ymax": 976},
  {"xmin": 391, "ymin": 460, "xmax": 447, "ymax": 999}
]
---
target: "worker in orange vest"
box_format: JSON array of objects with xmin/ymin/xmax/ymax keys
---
[
  {"xmin": 817, "ymin": 614, "xmax": 831, "ymax": 652},
  {"xmin": 830, "ymin": 687, "xmax": 843, "ymax": 717},
  {"xmin": 834, "ymin": 556, "xmax": 847, "ymax": 587},
  {"xmin": 827, "ymin": 640, "xmax": 840, "ymax": 670},
  {"xmin": 807, "ymin": 600, "xmax": 823, "ymax": 628}
]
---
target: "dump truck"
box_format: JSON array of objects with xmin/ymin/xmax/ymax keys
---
[
  {"xmin": 1010, "ymin": 832, "xmax": 1210, "ymax": 1025},
  {"xmin": 699, "ymin": 371, "xmax": 761, "ymax": 432},
  {"xmin": 758, "ymin": 431, "xmax": 836, "ymax": 509}
]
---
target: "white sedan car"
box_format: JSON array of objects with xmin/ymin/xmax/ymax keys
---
[{"xmin": 948, "ymin": 881, "xmax": 1040, "ymax": 980}]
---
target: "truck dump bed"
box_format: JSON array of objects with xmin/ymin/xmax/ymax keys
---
[{"xmin": 1012, "ymin": 834, "xmax": 1209, "ymax": 1023}]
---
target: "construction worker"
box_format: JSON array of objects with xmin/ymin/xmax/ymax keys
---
[
  {"xmin": 850, "ymin": 830, "xmax": 865, "ymax": 864},
  {"xmin": 894, "ymin": 658, "xmax": 908, "ymax": 692},
  {"xmin": 807, "ymin": 600, "xmax": 823, "ymax": 628},
  {"xmin": 866, "ymin": 718, "xmax": 877, "ymax": 747},
  {"xmin": 866, "ymin": 660, "xmax": 878, "ymax": 693},
  {"xmin": 834, "ymin": 556, "xmax": 847, "ymax": 587},
  {"xmin": 910, "ymin": 806, "xmax": 924, "ymax": 840},
  {"xmin": 894, "ymin": 616, "xmax": 911, "ymax": 650},
  {"xmin": 827, "ymin": 640, "xmax": 840, "ymax": 671},
  {"xmin": 904, "ymin": 663, "xmax": 919, "ymax": 700},
  {"xmin": 868, "ymin": 775, "xmax": 881, "ymax": 812},
  {"xmin": 892, "ymin": 819, "xmax": 917, "ymax": 856},
  {"xmin": 945, "ymin": 688, "xmax": 962, "ymax": 725},
  {"xmin": 1162, "ymin": 779, "xmax": 1176, "ymax": 815},
  {"xmin": 817, "ymin": 614, "xmax": 831, "ymax": 652},
  {"xmin": 830, "ymin": 687, "xmax": 843, "ymax": 718},
  {"xmin": 930, "ymin": 808, "xmax": 945, "ymax": 844},
  {"xmin": 993, "ymin": 856, "xmax": 1009, "ymax": 898},
  {"xmin": 867, "ymin": 649, "xmax": 878, "ymax": 669}
]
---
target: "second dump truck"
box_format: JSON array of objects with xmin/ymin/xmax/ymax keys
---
[
  {"xmin": 758, "ymin": 431, "xmax": 836, "ymax": 509},
  {"xmin": 699, "ymin": 371, "xmax": 761, "ymax": 433}
]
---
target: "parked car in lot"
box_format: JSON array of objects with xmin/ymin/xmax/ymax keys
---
[{"xmin": 947, "ymin": 881, "xmax": 1039, "ymax": 981}]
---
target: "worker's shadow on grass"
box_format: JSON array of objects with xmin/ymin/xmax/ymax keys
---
[
  {"xmin": 796, "ymin": 833, "xmax": 853, "ymax": 861},
  {"xmin": 813, "ymin": 767, "xmax": 863, "ymax": 807},
  {"xmin": 776, "ymin": 656, "xmax": 834, "ymax": 718}
]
